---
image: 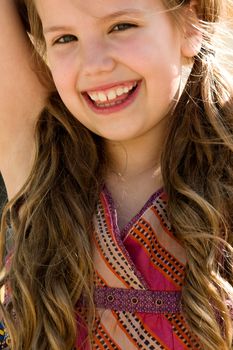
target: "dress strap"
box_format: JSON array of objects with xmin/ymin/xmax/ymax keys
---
[{"xmin": 94, "ymin": 287, "xmax": 182, "ymax": 314}]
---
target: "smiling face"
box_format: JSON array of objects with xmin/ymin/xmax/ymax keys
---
[{"xmin": 35, "ymin": 0, "xmax": 187, "ymax": 142}]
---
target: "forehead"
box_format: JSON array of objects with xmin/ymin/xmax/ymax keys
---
[{"xmin": 35, "ymin": 0, "xmax": 165, "ymax": 23}]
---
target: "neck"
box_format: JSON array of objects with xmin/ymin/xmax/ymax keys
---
[
  {"xmin": 103, "ymin": 123, "xmax": 167, "ymax": 230},
  {"xmin": 105, "ymin": 121, "xmax": 166, "ymax": 182}
]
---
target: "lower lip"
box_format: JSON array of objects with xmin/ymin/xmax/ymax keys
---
[{"xmin": 83, "ymin": 81, "xmax": 142, "ymax": 115}]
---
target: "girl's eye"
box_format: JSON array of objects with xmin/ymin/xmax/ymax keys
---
[
  {"xmin": 54, "ymin": 34, "xmax": 77, "ymax": 45},
  {"xmin": 110, "ymin": 23, "xmax": 137, "ymax": 32}
]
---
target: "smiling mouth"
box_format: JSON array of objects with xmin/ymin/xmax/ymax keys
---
[{"xmin": 82, "ymin": 81, "xmax": 140, "ymax": 111}]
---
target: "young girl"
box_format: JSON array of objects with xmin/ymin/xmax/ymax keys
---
[{"xmin": 0, "ymin": 0, "xmax": 233, "ymax": 349}]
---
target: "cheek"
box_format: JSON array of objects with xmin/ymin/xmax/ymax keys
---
[
  {"xmin": 146, "ymin": 33, "xmax": 182, "ymax": 85},
  {"xmin": 47, "ymin": 52, "xmax": 77, "ymax": 92},
  {"xmin": 119, "ymin": 29, "xmax": 182, "ymax": 74},
  {"xmin": 50, "ymin": 67, "xmax": 75, "ymax": 105}
]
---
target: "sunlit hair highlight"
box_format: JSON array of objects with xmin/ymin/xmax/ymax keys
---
[
  {"xmin": 162, "ymin": 1, "xmax": 233, "ymax": 349},
  {"xmin": 0, "ymin": 0, "xmax": 233, "ymax": 349}
]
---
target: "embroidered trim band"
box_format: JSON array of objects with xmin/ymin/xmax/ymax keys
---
[{"xmin": 94, "ymin": 287, "xmax": 182, "ymax": 314}]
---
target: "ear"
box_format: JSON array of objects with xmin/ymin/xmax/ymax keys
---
[{"xmin": 181, "ymin": 0, "xmax": 202, "ymax": 58}]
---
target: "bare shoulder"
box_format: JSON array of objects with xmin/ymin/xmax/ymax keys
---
[{"xmin": 0, "ymin": 0, "xmax": 48, "ymax": 198}]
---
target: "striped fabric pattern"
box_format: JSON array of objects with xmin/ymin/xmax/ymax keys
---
[
  {"xmin": 0, "ymin": 188, "xmax": 202, "ymax": 349},
  {"xmin": 80, "ymin": 187, "xmax": 202, "ymax": 349}
]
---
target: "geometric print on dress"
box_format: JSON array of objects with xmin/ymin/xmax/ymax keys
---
[
  {"xmin": 94, "ymin": 195, "xmax": 145, "ymax": 290},
  {"xmin": 94, "ymin": 271, "xmax": 107, "ymax": 287},
  {"xmin": 128, "ymin": 217, "xmax": 185, "ymax": 288},
  {"xmin": 91, "ymin": 189, "xmax": 202, "ymax": 350},
  {"xmin": 151, "ymin": 193, "xmax": 172, "ymax": 232},
  {"xmin": 164, "ymin": 313, "xmax": 203, "ymax": 349},
  {"xmin": 111, "ymin": 310, "xmax": 168, "ymax": 350},
  {"xmin": 92, "ymin": 314, "xmax": 120, "ymax": 350},
  {"xmin": 92, "ymin": 309, "xmax": 169, "ymax": 350}
]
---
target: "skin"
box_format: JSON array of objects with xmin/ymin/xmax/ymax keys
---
[
  {"xmin": 0, "ymin": 0, "xmax": 47, "ymax": 199},
  {"xmin": 36, "ymin": 0, "xmax": 184, "ymax": 142},
  {"xmin": 34, "ymin": 0, "xmax": 199, "ymax": 228}
]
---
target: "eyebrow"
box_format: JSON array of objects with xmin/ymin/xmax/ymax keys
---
[{"xmin": 43, "ymin": 9, "xmax": 144, "ymax": 35}]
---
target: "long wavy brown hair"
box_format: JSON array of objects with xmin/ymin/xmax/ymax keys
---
[{"xmin": 1, "ymin": 0, "xmax": 233, "ymax": 349}]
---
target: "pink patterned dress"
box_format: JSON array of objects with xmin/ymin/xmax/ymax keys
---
[
  {"xmin": 0, "ymin": 187, "xmax": 202, "ymax": 349},
  {"xmin": 76, "ymin": 187, "xmax": 202, "ymax": 349}
]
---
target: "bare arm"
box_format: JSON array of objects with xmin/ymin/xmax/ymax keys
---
[{"xmin": 0, "ymin": 0, "xmax": 48, "ymax": 199}]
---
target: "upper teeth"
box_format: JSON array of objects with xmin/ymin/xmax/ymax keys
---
[{"xmin": 87, "ymin": 82, "xmax": 137, "ymax": 102}]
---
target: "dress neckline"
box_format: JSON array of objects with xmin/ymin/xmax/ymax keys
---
[{"xmin": 102, "ymin": 185, "xmax": 164, "ymax": 240}]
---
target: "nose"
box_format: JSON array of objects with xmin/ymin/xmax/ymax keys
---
[{"xmin": 80, "ymin": 40, "xmax": 116, "ymax": 77}]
